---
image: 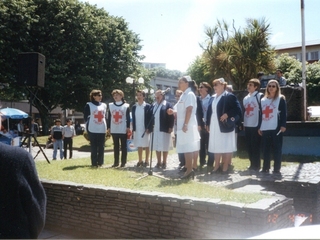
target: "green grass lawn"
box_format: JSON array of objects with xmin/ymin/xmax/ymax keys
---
[
  {"xmin": 36, "ymin": 155, "xmax": 269, "ymax": 204},
  {"xmin": 35, "ymin": 134, "xmax": 319, "ymax": 203}
]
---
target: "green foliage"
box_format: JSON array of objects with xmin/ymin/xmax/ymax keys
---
[
  {"xmin": 275, "ymin": 54, "xmax": 320, "ymax": 105},
  {"xmin": 0, "ymin": 0, "xmax": 146, "ymax": 133},
  {"xmin": 186, "ymin": 55, "xmax": 211, "ymax": 84},
  {"xmin": 306, "ymin": 61, "xmax": 320, "ymax": 105},
  {"xmin": 198, "ymin": 18, "xmax": 275, "ymax": 90},
  {"xmin": 274, "ymin": 53, "xmax": 302, "ymax": 84},
  {"xmin": 155, "ymin": 67, "xmax": 183, "ymax": 80}
]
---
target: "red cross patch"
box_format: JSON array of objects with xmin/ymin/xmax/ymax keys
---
[{"xmin": 112, "ymin": 110, "xmax": 124, "ymax": 125}]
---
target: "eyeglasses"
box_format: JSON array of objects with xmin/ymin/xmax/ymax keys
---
[
  {"xmin": 199, "ymin": 86, "xmax": 204, "ymax": 88},
  {"xmin": 247, "ymin": 83, "xmax": 254, "ymax": 87},
  {"xmin": 268, "ymin": 85, "xmax": 276, "ymax": 88},
  {"xmin": 94, "ymin": 94, "xmax": 102, "ymax": 97},
  {"xmin": 213, "ymin": 84, "xmax": 219, "ymax": 87}
]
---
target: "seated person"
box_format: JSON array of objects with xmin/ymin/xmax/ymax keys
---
[{"xmin": 0, "ymin": 127, "xmax": 13, "ymax": 138}]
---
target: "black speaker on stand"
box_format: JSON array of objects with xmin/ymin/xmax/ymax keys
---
[
  {"xmin": 17, "ymin": 52, "xmax": 49, "ymax": 163},
  {"xmin": 18, "ymin": 52, "xmax": 45, "ymax": 88}
]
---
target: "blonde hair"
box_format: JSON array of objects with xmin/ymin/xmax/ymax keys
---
[
  {"xmin": 212, "ymin": 78, "xmax": 227, "ymax": 90},
  {"xmin": 111, "ymin": 89, "xmax": 124, "ymax": 98},
  {"xmin": 176, "ymin": 89, "xmax": 183, "ymax": 96},
  {"xmin": 264, "ymin": 79, "xmax": 285, "ymax": 100}
]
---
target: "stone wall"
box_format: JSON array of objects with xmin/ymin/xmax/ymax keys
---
[
  {"xmin": 42, "ymin": 180, "xmax": 294, "ymax": 239},
  {"xmin": 256, "ymin": 179, "xmax": 320, "ymax": 225}
]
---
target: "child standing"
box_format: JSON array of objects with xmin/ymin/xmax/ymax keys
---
[
  {"xmin": 51, "ymin": 119, "xmax": 64, "ymax": 160},
  {"xmin": 107, "ymin": 89, "xmax": 130, "ymax": 167}
]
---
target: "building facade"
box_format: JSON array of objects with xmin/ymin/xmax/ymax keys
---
[{"xmin": 275, "ymin": 40, "xmax": 320, "ymax": 63}]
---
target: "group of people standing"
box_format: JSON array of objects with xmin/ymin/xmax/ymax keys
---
[
  {"xmin": 243, "ymin": 78, "xmax": 287, "ymax": 174},
  {"xmin": 171, "ymin": 75, "xmax": 287, "ymax": 178},
  {"xmin": 84, "ymin": 88, "xmax": 174, "ymax": 169},
  {"xmin": 50, "ymin": 118, "xmax": 76, "ymax": 160},
  {"xmin": 84, "ymin": 89, "xmax": 130, "ymax": 168},
  {"xmin": 84, "ymin": 75, "xmax": 287, "ymax": 178}
]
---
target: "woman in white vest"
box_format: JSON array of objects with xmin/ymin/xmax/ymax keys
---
[
  {"xmin": 258, "ymin": 80, "xmax": 287, "ymax": 174},
  {"xmin": 107, "ymin": 89, "xmax": 130, "ymax": 168},
  {"xmin": 83, "ymin": 89, "xmax": 107, "ymax": 167},
  {"xmin": 243, "ymin": 78, "xmax": 263, "ymax": 172}
]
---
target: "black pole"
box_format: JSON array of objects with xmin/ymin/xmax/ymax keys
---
[
  {"xmin": 25, "ymin": 86, "xmax": 50, "ymax": 164},
  {"xmin": 141, "ymin": 97, "xmax": 165, "ymax": 176}
]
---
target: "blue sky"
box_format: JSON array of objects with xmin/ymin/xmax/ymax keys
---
[{"xmin": 82, "ymin": 0, "xmax": 320, "ymax": 72}]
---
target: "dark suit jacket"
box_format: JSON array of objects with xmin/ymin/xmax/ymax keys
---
[
  {"xmin": 206, "ymin": 92, "xmax": 242, "ymax": 133},
  {"xmin": 0, "ymin": 143, "xmax": 46, "ymax": 239},
  {"xmin": 196, "ymin": 96, "xmax": 204, "ymax": 128},
  {"xmin": 132, "ymin": 103, "xmax": 153, "ymax": 132},
  {"xmin": 152, "ymin": 101, "xmax": 174, "ymax": 133}
]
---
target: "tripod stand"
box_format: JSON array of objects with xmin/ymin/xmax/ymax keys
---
[
  {"xmin": 20, "ymin": 133, "xmax": 50, "ymax": 164},
  {"xmin": 20, "ymin": 86, "xmax": 50, "ymax": 164},
  {"xmin": 136, "ymin": 95, "xmax": 169, "ymax": 181}
]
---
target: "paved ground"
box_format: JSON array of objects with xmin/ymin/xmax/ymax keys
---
[{"xmin": 30, "ymin": 145, "xmax": 320, "ymax": 239}]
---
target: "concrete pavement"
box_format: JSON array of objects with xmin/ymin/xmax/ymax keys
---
[{"xmin": 25, "ymin": 145, "xmax": 92, "ymax": 162}]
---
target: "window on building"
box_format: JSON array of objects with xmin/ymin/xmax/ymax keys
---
[
  {"xmin": 289, "ymin": 53, "xmax": 298, "ymax": 59},
  {"xmin": 310, "ymin": 51, "xmax": 319, "ymax": 60},
  {"xmin": 156, "ymin": 84, "xmax": 162, "ymax": 90}
]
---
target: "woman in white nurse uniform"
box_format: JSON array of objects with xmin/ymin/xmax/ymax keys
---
[{"xmin": 168, "ymin": 76, "xmax": 200, "ymax": 180}]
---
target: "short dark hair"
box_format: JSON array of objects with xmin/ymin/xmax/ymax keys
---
[
  {"xmin": 136, "ymin": 90, "xmax": 145, "ymax": 97},
  {"xmin": 257, "ymin": 72, "xmax": 264, "ymax": 78},
  {"xmin": 248, "ymin": 78, "xmax": 261, "ymax": 90},
  {"xmin": 200, "ymin": 82, "xmax": 212, "ymax": 94}
]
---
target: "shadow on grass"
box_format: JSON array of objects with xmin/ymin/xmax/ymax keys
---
[
  {"xmin": 78, "ymin": 145, "xmax": 91, "ymax": 152},
  {"xmin": 63, "ymin": 165, "xmax": 94, "ymax": 171},
  {"xmin": 77, "ymin": 145, "xmax": 113, "ymax": 152},
  {"xmin": 157, "ymin": 178, "xmax": 186, "ymax": 188}
]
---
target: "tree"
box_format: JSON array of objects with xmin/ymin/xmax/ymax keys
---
[
  {"xmin": 186, "ymin": 55, "xmax": 211, "ymax": 85},
  {"xmin": 155, "ymin": 67, "xmax": 183, "ymax": 80},
  {"xmin": 0, "ymin": 0, "xmax": 145, "ymax": 133},
  {"xmin": 200, "ymin": 18, "xmax": 275, "ymax": 90},
  {"xmin": 275, "ymin": 53, "xmax": 302, "ymax": 84},
  {"xmin": 275, "ymin": 53, "xmax": 320, "ymax": 105},
  {"xmin": 306, "ymin": 61, "xmax": 320, "ymax": 105}
]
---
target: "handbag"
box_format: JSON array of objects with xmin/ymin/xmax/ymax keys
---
[{"xmin": 222, "ymin": 94, "xmax": 237, "ymax": 131}]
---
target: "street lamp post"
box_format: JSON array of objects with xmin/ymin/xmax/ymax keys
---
[
  {"xmin": 126, "ymin": 77, "xmax": 144, "ymax": 103},
  {"xmin": 143, "ymin": 88, "xmax": 155, "ymax": 104}
]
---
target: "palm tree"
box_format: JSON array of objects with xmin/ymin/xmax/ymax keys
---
[{"xmin": 201, "ymin": 18, "xmax": 276, "ymax": 90}]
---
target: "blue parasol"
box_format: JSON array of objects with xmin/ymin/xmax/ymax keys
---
[
  {"xmin": 0, "ymin": 107, "xmax": 28, "ymax": 119},
  {"xmin": 0, "ymin": 107, "xmax": 28, "ymax": 130}
]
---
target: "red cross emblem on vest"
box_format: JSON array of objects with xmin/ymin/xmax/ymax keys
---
[
  {"xmin": 245, "ymin": 103, "xmax": 254, "ymax": 116},
  {"xmin": 94, "ymin": 111, "xmax": 104, "ymax": 123},
  {"xmin": 112, "ymin": 110, "xmax": 123, "ymax": 125},
  {"xmin": 263, "ymin": 105, "xmax": 273, "ymax": 118}
]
